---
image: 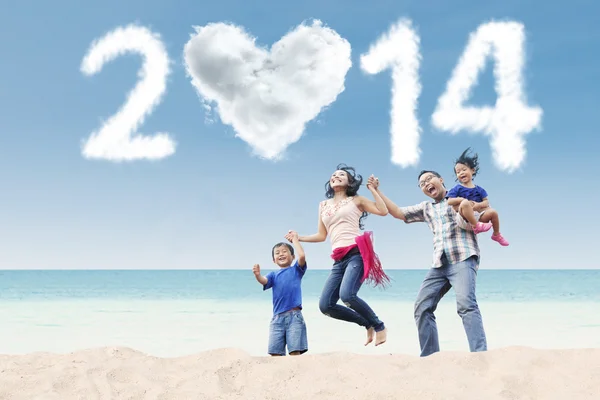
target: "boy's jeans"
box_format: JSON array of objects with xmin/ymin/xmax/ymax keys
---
[
  {"xmin": 319, "ymin": 250, "xmax": 385, "ymax": 332},
  {"xmin": 414, "ymin": 255, "xmax": 487, "ymax": 357}
]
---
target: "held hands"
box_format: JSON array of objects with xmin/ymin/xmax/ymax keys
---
[
  {"xmin": 285, "ymin": 230, "xmax": 299, "ymax": 242},
  {"xmin": 252, "ymin": 263, "xmax": 261, "ymax": 276},
  {"xmin": 367, "ymin": 175, "xmax": 380, "ymax": 190}
]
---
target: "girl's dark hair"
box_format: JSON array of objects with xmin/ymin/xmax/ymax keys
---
[
  {"xmin": 455, "ymin": 148, "xmax": 480, "ymax": 179},
  {"xmin": 325, "ymin": 163, "xmax": 368, "ymax": 230}
]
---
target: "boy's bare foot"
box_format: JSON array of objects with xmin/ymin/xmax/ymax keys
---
[
  {"xmin": 375, "ymin": 327, "xmax": 387, "ymax": 346},
  {"xmin": 365, "ymin": 327, "xmax": 375, "ymax": 346}
]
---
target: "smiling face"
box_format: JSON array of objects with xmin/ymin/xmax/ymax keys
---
[
  {"xmin": 455, "ymin": 163, "xmax": 475, "ymax": 185},
  {"xmin": 418, "ymin": 172, "xmax": 446, "ymax": 201},
  {"xmin": 272, "ymin": 243, "xmax": 294, "ymax": 268},
  {"xmin": 330, "ymin": 170, "xmax": 349, "ymax": 189}
]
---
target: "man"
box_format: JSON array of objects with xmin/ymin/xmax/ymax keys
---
[{"xmin": 368, "ymin": 171, "xmax": 487, "ymax": 357}]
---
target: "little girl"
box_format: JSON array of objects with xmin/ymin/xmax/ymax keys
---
[{"xmin": 447, "ymin": 148, "xmax": 509, "ymax": 246}]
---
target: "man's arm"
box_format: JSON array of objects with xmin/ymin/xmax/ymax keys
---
[
  {"xmin": 368, "ymin": 176, "xmax": 425, "ymax": 223},
  {"xmin": 367, "ymin": 175, "xmax": 408, "ymax": 220},
  {"xmin": 376, "ymin": 188, "xmax": 406, "ymax": 220}
]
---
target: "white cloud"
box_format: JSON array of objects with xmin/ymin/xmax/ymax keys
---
[
  {"xmin": 431, "ymin": 21, "xmax": 543, "ymax": 173},
  {"xmin": 80, "ymin": 24, "xmax": 176, "ymax": 161},
  {"xmin": 360, "ymin": 18, "xmax": 422, "ymax": 168},
  {"xmin": 183, "ymin": 20, "xmax": 352, "ymax": 160},
  {"xmin": 201, "ymin": 99, "xmax": 215, "ymax": 124}
]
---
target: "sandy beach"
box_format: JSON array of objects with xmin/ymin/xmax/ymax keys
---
[{"xmin": 1, "ymin": 346, "xmax": 598, "ymax": 399}]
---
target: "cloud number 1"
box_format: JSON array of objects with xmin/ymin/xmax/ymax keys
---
[
  {"xmin": 360, "ymin": 18, "xmax": 423, "ymax": 168},
  {"xmin": 431, "ymin": 21, "xmax": 543, "ymax": 172},
  {"xmin": 80, "ymin": 24, "xmax": 176, "ymax": 161}
]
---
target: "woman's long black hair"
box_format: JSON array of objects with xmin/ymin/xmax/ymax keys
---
[{"xmin": 324, "ymin": 163, "xmax": 368, "ymax": 230}]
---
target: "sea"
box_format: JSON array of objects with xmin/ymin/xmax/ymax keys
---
[{"xmin": 1, "ymin": 269, "xmax": 599, "ymax": 357}]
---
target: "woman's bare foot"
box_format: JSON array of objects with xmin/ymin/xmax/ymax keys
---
[
  {"xmin": 365, "ymin": 327, "xmax": 375, "ymax": 346},
  {"xmin": 375, "ymin": 327, "xmax": 387, "ymax": 346}
]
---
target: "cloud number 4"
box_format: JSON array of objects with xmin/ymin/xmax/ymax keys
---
[
  {"xmin": 431, "ymin": 21, "xmax": 543, "ymax": 173},
  {"xmin": 80, "ymin": 24, "xmax": 176, "ymax": 161}
]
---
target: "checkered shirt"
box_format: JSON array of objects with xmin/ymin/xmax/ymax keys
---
[{"xmin": 400, "ymin": 198, "xmax": 480, "ymax": 269}]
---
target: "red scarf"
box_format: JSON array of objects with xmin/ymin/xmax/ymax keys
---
[{"xmin": 330, "ymin": 231, "xmax": 390, "ymax": 288}]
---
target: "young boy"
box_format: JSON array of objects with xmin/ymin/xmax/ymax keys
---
[{"xmin": 252, "ymin": 232, "xmax": 308, "ymax": 356}]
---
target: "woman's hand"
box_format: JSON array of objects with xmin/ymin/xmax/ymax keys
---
[
  {"xmin": 367, "ymin": 175, "xmax": 380, "ymax": 190},
  {"xmin": 285, "ymin": 230, "xmax": 298, "ymax": 242},
  {"xmin": 358, "ymin": 175, "xmax": 388, "ymax": 216}
]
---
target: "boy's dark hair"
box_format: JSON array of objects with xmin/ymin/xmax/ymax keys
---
[
  {"xmin": 454, "ymin": 147, "xmax": 480, "ymax": 178},
  {"xmin": 272, "ymin": 242, "xmax": 294, "ymax": 259}
]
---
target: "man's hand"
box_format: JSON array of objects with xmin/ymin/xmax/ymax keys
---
[{"xmin": 367, "ymin": 175, "xmax": 380, "ymax": 190}]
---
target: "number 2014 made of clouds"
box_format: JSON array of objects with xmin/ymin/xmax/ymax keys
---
[{"xmin": 80, "ymin": 18, "xmax": 542, "ymax": 173}]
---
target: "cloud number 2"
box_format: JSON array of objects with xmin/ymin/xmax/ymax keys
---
[{"xmin": 80, "ymin": 24, "xmax": 176, "ymax": 161}]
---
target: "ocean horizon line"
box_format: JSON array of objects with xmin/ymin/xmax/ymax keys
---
[{"xmin": 0, "ymin": 268, "xmax": 598, "ymax": 271}]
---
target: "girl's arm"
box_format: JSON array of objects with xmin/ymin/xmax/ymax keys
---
[
  {"xmin": 447, "ymin": 197, "xmax": 465, "ymax": 207},
  {"xmin": 473, "ymin": 198, "xmax": 490, "ymax": 212},
  {"xmin": 473, "ymin": 186, "xmax": 491, "ymax": 211},
  {"xmin": 446, "ymin": 184, "xmax": 474, "ymax": 210},
  {"xmin": 446, "ymin": 184, "xmax": 466, "ymax": 208}
]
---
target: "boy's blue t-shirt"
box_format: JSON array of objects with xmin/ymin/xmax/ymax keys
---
[
  {"xmin": 447, "ymin": 184, "xmax": 488, "ymax": 203},
  {"xmin": 263, "ymin": 260, "xmax": 306, "ymax": 315}
]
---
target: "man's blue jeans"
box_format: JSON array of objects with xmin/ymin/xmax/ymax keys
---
[{"xmin": 414, "ymin": 255, "xmax": 487, "ymax": 357}]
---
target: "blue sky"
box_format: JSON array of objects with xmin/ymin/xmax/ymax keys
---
[{"xmin": 0, "ymin": 0, "xmax": 597, "ymax": 269}]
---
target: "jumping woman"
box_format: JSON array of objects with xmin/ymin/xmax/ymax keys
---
[{"xmin": 286, "ymin": 164, "xmax": 390, "ymax": 346}]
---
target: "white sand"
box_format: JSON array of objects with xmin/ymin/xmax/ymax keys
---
[{"xmin": 1, "ymin": 346, "xmax": 599, "ymax": 399}]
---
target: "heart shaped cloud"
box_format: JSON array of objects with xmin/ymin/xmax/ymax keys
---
[{"xmin": 183, "ymin": 20, "xmax": 352, "ymax": 159}]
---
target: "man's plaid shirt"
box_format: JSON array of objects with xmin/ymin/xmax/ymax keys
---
[{"xmin": 400, "ymin": 198, "xmax": 480, "ymax": 269}]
